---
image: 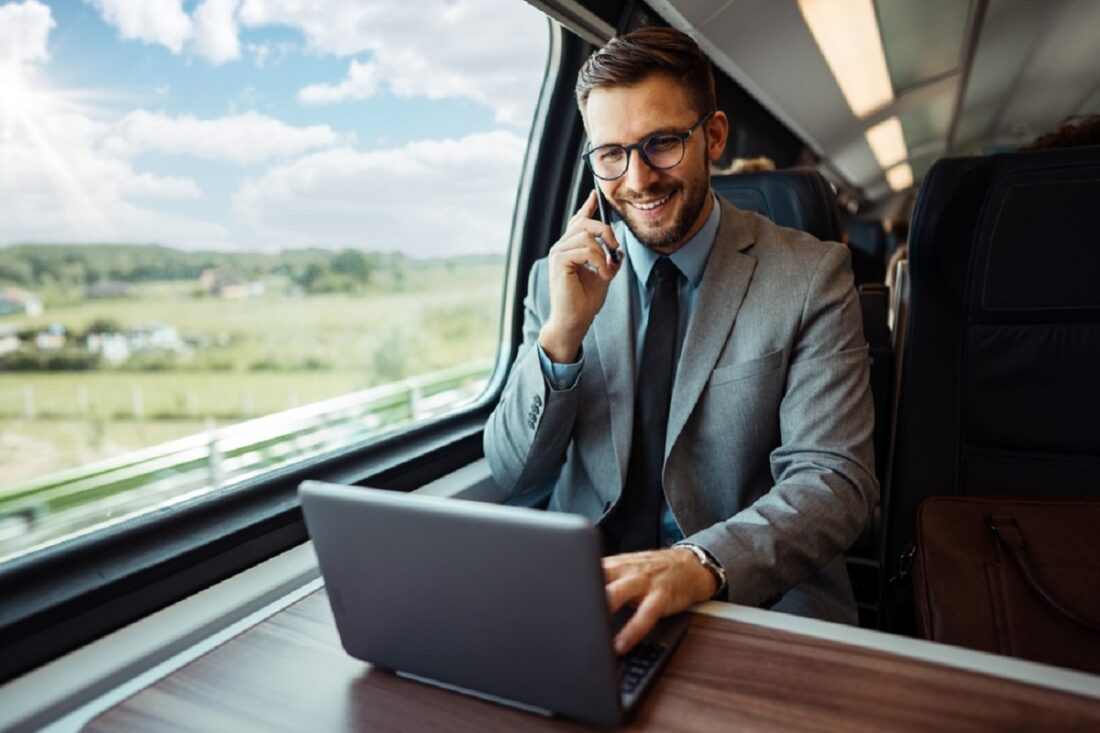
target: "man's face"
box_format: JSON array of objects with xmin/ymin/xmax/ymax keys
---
[{"xmin": 584, "ymin": 75, "xmax": 728, "ymax": 254}]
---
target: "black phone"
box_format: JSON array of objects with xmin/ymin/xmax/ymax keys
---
[{"xmin": 592, "ymin": 179, "xmax": 622, "ymax": 263}]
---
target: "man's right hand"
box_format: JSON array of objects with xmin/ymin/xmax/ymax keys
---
[{"xmin": 539, "ymin": 190, "xmax": 624, "ymax": 363}]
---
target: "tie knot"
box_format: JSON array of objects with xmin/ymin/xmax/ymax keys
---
[{"xmin": 652, "ymin": 257, "xmax": 680, "ymax": 286}]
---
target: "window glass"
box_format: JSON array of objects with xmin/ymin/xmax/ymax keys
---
[{"xmin": 0, "ymin": 0, "xmax": 549, "ymax": 562}]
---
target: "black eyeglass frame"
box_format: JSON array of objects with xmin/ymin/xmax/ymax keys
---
[{"xmin": 583, "ymin": 111, "xmax": 715, "ymax": 181}]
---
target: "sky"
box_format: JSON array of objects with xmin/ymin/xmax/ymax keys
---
[{"xmin": 0, "ymin": 0, "xmax": 549, "ymax": 256}]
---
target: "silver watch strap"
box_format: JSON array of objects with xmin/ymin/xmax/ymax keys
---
[{"xmin": 675, "ymin": 542, "xmax": 727, "ymax": 599}]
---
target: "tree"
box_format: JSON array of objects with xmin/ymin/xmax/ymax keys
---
[{"xmin": 331, "ymin": 249, "xmax": 371, "ymax": 284}]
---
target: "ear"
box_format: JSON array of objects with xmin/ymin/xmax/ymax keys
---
[{"xmin": 705, "ymin": 111, "xmax": 730, "ymax": 163}]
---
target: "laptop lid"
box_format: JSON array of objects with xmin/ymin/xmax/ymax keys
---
[{"xmin": 299, "ymin": 480, "xmax": 626, "ymax": 726}]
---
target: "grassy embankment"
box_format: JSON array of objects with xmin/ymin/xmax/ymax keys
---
[{"xmin": 0, "ymin": 261, "xmax": 504, "ymax": 484}]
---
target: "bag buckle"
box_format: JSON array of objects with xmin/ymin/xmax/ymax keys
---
[
  {"xmin": 987, "ymin": 513, "xmax": 1026, "ymax": 551},
  {"xmin": 889, "ymin": 545, "xmax": 916, "ymax": 585}
]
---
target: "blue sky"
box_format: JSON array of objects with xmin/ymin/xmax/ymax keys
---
[{"xmin": 0, "ymin": 0, "xmax": 549, "ymax": 255}]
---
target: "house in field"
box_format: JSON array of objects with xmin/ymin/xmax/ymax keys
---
[
  {"xmin": 35, "ymin": 324, "xmax": 66, "ymax": 351},
  {"xmin": 0, "ymin": 288, "xmax": 44, "ymax": 317},
  {"xmin": 200, "ymin": 268, "xmax": 253, "ymax": 299},
  {"xmin": 0, "ymin": 326, "xmax": 21, "ymax": 356},
  {"xmin": 86, "ymin": 323, "xmax": 185, "ymax": 365}
]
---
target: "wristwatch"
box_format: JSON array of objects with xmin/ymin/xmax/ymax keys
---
[{"xmin": 675, "ymin": 543, "xmax": 727, "ymax": 599}]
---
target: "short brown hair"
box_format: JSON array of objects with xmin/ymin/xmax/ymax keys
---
[
  {"xmin": 1017, "ymin": 114, "xmax": 1100, "ymax": 152},
  {"xmin": 575, "ymin": 27, "xmax": 716, "ymax": 119}
]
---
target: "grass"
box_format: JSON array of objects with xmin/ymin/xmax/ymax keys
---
[{"xmin": 0, "ymin": 261, "xmax": 506, "ymax": 486}]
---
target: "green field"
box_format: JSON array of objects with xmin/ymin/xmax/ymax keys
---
[{"xmin": 0, "ymin": 261, "xmax": 505, "ymax": 486}]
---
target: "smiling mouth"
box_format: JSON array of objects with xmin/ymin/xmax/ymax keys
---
[{"xmin": 627, "ymin": 192, "xmax": 673, "ymax": 211}]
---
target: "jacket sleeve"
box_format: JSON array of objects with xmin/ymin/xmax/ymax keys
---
[
  {"xmin": 483, "ymin": 259, "xmax": 584, "ymax": 496},
  {"xmin": 684, "ymin": 244, "xmax": 879, "ymax": 607}
]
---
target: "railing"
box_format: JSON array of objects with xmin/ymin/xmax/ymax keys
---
[{"xmin": 0, "ymin": 359, "xmax": 493, "ymax": 562}]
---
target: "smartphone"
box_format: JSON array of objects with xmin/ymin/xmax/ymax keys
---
[{"xmin": 593, "ymin": 179, "xmax": 623, "ymax": 264}]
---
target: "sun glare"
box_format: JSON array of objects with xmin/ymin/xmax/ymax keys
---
[
  {"xmin": 0, "ymin": 65, "xmax": 37, "ymax": 121},
  {"xmin": 0, "ymin": 62, "xmax": 112, "ymax": 240},
  {"xmin": 0, "ymin": 64, "xmax": 58, "ymax": 140}
]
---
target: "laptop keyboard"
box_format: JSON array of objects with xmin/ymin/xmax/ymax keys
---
[{"xmin": 618, "ymin": 641, "xmax": 667, "ymax": 694}]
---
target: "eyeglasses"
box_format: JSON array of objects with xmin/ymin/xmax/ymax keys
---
[{"xmin": 583, "ymin": 112, "xmax": 714, "ymax": 181}]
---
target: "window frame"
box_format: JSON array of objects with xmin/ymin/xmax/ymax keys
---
[{"xmin": 0, "ymin": 18, "xmax": 588, "ymax": 686}]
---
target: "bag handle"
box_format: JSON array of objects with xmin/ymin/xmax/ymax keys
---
[{"xmin": 988, "ymin": 513, "xmax": 1100, "ymax": 633}]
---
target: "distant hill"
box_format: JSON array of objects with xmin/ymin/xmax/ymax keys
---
[{"xmin": 0, "ymin": 243, "xmax": 502, "ymax": 290}]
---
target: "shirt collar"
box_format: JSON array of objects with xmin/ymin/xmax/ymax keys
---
[{"xmin": 616, "ymin": 192, "xmax": 721, "ymax": 289}]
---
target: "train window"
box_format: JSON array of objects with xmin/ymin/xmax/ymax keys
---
[{"xmin": 0, "ymin": 0, "xmax": 549, "ymax": 564}]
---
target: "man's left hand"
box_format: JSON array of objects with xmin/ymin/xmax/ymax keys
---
[{"xmin": 603, "ymin": 548, "xmax": 718, "ymax": 654}]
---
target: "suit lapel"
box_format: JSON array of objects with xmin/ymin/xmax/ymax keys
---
[
  {"xmin": 666, "ymin": 201, "xmax": 758, "ymax": 455},
  {"xmin": 593, "ymin": 263, "xmax": 636, "ymax": 486}
]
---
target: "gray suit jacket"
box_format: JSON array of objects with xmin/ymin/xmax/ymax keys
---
[{"xmin": 484, "ymin": 197, "xmax": 878, "ymax": 624}]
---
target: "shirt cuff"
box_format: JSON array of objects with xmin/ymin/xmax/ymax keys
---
[{"xmin": 536, "ymin": 343, "xmax": 583, "ymax": 391}]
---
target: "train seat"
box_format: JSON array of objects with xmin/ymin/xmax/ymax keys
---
[
  {"xmin": 844, "ymin": 218, "xmax": 889, "ymax": 284},
  {"xmin": 711, "ymin": 168, "xmax": 841, "ymax": 242},
  {"xmin": 880, "ymin": 144, "xmax": 1100, "ymax": 630}
]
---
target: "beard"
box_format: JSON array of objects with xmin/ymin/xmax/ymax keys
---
[{"xmin": 614, "ymin": 165, "xmax": 711, "ymax": 253}]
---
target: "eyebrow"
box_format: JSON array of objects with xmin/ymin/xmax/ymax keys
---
[{"xmin": 590, "ymin": 124, "xmax": 690, "ymax": 149}]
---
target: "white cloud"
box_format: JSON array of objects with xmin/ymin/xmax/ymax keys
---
[
  {"xmin": 81, "ymin": 0, "xmax": 548, "ymax": 118},
  {"xmin": 0, "ymin": 0, "xmax": 54, "ymax": 67},
  {"xmin": 237, "ymin": 0, "xmax": 381, "ymax": 57},
  {"xmin": 105, "ymin": 110, "xmax": 343, "ymax": 165},
  {"xmin": 240, "ymin": 0, "xmax": 548, "ymax": 124},
  {"xmin": 0, "ymin": 109, "xmax": 225, "ymax": 247},
  {"xmin": 85, "ymin": 0, "xmax": 193, "ymax": 54},
  {"xmin": 85, "ymin": 0, "xmax": 241, "ymax": 65},
  {"xmin": 119, "ymin": 171, "xmax": 201, "ymax": 199},
  {"xmin": 245, "ymin": 40, "xmax": 295, "ymax": 69},
  {"xmin": 233, "ymin": 130, "xmax": 527, "ymax": 255},
  {"xmin": 298, "ymin": 59, "xmax": 379, "ymax": 105},
  {"xmin": 192, "ymin": 0, "xmax": 241, "ymax": 65}
]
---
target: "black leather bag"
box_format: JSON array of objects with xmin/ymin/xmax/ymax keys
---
[{"xmin": 911, "ymin": 496, "xmax": 1100, "ymax": 674}]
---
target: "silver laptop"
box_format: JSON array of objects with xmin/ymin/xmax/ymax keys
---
[{"xmin": 298, "ymin": 480, "xmax": 690, "ymax": 727}]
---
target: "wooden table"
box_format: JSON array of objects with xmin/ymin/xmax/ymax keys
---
[{"xmin": 85, "ymin": 588, "xmax": 1100, "ymax": 732}]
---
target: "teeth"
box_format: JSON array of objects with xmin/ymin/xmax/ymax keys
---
[{"xmin": 632, "ymin": 194, "xmax": 671, "ymax": 210}]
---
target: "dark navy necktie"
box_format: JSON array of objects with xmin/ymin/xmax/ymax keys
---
[{"xmin": 617, "ymin": 256, "xmax": 680, "ymax": 552}]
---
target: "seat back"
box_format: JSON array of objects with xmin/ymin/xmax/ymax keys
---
[
  {"xmin": 881, "ymin": 145, "xmax": 1100, "ymax": 628},
  {"xmin": 857, "ymin": 283, "xmax": 891, "ymax": 486},
  {"xmin": 711, "ymin": 168, "xmax": 841, "ymax": 242},
  {"xmin": 844, "ymin": 219, "xmax": 888, "ymax": 283}
]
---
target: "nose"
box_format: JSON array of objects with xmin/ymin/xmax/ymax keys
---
[{"xmin": 622, "ymin": 147, "xmax": 661, "ymax": 193}]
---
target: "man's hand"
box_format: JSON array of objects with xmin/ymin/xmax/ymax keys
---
[
  {"xmin": 538, "ymin": 190, "xmax": 624, "ymax": 363},
  {"xmin": 603, "ymin": 548, "xmax": 718, "ymax": 655}
]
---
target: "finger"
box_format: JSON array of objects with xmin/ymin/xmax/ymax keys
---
[
  {"xmin": 614, "ymin": 594, "xmax": 665, "ymax": 655},
  {"xmin": 552, "ymin": 233, "xmax": 615, "ymax": 280},
  {"xmin": 568, "ymin": 189, "xmax": 599, "ymax": 225},
  {"xmin": 605, "ymin": 575, "xmax": 647, "ymax": 614},
  {"xmin": 601, "ymin": 551, "xmax": 635, "ymax": 575},
  {"xmin": 550, "ymin": 227, "xmax": 612, "ymax": 256},
  {"xmin": 556, "ymin": 218, "xmax": 620, "ymax": 255},
  {"xmin": 562, "ymin": 227, "xmax": 623, "ymax": 275},
  {"xmin": 595, "ymin": 234, "xmax": 624, "ymax": 267},
  {"xmin": 602, "ymin": 557, "xmax": 622, "ymax": 582}
]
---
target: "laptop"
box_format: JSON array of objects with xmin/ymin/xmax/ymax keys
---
[{"xmin": 298, "ymin": 480, "xmax": 690, "ymax": 727}]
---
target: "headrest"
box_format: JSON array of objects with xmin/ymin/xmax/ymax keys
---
[
  {"xmin": 711, "ymin": 167, "xmax": 841, "ymax": 242},
  {"xmin": 844, "ymin": 219, "xmax": 888, "ymax": 260},
  {"xmin": 910, "ymin": 144, "xmax": 1100, "ymax": 323}
]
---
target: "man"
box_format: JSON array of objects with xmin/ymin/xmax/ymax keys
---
[{"xmin": 484, "ymin": 27, "xmax": 877, "ymax": 654}]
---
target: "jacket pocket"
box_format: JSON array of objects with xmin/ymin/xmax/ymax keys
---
[{"xmin": 709, "ymin": 348, "xmax": 784, "ymax": 386}]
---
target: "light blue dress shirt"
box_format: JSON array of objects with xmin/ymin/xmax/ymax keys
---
[{"xmin": 537, "ymin": 194, "xmax": 722, "ymax": 545}]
